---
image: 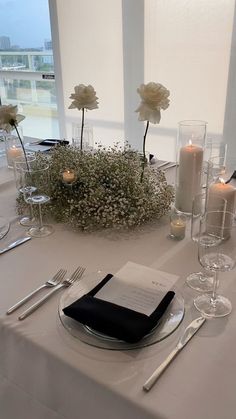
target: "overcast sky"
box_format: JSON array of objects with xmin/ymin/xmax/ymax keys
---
[{"xmin": 0, "ymin": 0, "xmax": 51, "ymax": 48}]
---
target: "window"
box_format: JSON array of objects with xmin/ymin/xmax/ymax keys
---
[
  {"xmin": 0, "ymin": 0, "xmax": 59, "ymax": 139},
  {"xmin": 53, "ymin": 0, "xmax": 235, "ymax": 160}
]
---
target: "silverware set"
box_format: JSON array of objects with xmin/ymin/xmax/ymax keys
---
[{"xmin": 7, "ymin": 266, "xmax": 85, "ymax": 320}]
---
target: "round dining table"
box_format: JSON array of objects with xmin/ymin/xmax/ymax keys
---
[{"xmin": 0, "ymin": 163, "xmax": 236, "ymax": 419}]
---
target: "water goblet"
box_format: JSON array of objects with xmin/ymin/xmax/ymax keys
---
[
  {"xmin": 194, "ymin": 210, "xmax": 236, "ymax": 317},
  {"xmin": 186, "ymin": 191, "xmax": 227, "ymax": 292},
  {"xmin": 202, "ymin": 141, "xmax": 227, "ymax": 188},
  {"xmin": 22, "ymin": 162, "xmax": 54, "ymax": 238},
  {"xmin": 14, "ymin": 153, "xmax": 36, "ymax": 226},
  {"xmin": 209, "ymin": 155, "xmax": 227, "ymax": 183},
  {"xmin": 204, "ymin": 139, "xmax": 227, "ymax": 163}
]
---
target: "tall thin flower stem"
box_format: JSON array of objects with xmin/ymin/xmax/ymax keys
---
[
  {"xmin": 140, "ymin": 120, "xmax": 149, "ymax": 183},
  {"xmin": 80, "ymin": 108, "xmax": 85, "ymax": 151},
  {"xmin": 13, "ymin": 122, "xmax": 29, "ymax": 171}
]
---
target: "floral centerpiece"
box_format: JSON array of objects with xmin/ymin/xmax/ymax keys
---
[
  {"xmin": 17, "ymin": 145, "xmax": 174, "ymax": 231},
  {"xmin": 136, "ymin": 82, "xmax": 170, "ymax": 181},
  {"xmin": 68, "ymin": 84, "xmax": 99, "ymax": 150},
  {"xmin": 16, "ymin": 82, "xmax": 174, "ymax": 231}
]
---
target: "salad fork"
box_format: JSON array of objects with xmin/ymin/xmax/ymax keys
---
[
  {"xmin": 18, "ymin": 266, "xmax": 85, "ymax": 320},
  {"xmin": 7, "ymin": 268, "xmax": 67, "ymax": 314}
]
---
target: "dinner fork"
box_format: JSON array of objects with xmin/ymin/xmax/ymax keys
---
[
  {"xmin": 7, "ymin": 268, "xmax": 67, "ymax": 314},
  {"xmin": 18, "ymin": 266, "xmax": 85, "ymax": 320}
]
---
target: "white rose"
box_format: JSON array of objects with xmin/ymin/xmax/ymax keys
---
[
  {"xmin": 0, "ymin": 104, "xmax": 25, "ymax": 132},
  {"xmin": 68, "ymin": 84, "xmax": 99, "ymax": 111},
  {"xmin": 136, "ymin": 82, "xmax": 170, "ymax": 124}
]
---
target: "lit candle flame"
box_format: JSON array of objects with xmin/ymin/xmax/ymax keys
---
[
  {"xmin": 219, "ymin": 177, "xmax": 225, "ymax": 185},
  {"xmin": 188, "ymin": 139, "xmax": 192, "ymax": 146}
]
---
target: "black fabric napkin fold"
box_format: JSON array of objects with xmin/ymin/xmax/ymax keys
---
[
  {"xmin": 63, "ymin": 274, "xmax": 175, "ymax": 343},
  {"xmin": 226, "ymin": 170, "xmax": 236, "ymax": 184},
  {"xmin": 38, "ymin": 139, "xmax": 69, "ymax": 146}
]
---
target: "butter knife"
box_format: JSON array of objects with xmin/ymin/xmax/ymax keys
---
[
  {"xmin": 143, "ymin": 316, "xmax": 206, "ymax": 392},
  {"xmin": 157, "ymin": 161, "xmax": 172, "ymax": 169},
  {"xmin": 0, "ymin": 236, "xmax": 31, "ymax": 254}
]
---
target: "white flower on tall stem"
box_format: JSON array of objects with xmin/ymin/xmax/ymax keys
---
[
  {"xmin": 0, "ymin": 104, "xmax": 25, "ymax": 133},
  {"xmin": 135, "ymin": 82, "xmax": 170, "ymax": 182},
  {"xmin": 68, "ymin": 84, "xmax": 99, "ymax": 150},
  {"xmin": 0, "ymin": 104, "xmax": 28, "ymax": 169}
]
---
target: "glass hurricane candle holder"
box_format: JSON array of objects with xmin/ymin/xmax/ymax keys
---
[
  {"xmin": 175, "ymin": 120, "xmax": 207, "ymax": 214},
  {"xmin": 4, "ymin": 126, "xmax": 24, "ymax": 169}
]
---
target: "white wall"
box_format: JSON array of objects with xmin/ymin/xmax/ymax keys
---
[
  {"xmin": 145, "ymin": 0, "xmax": 235, "ymax": 161},
  {"xmin": 53, "ymin": 0, "xmax": 235, "ymax": 159},
  {"xmin": 54, "ymin": 0, "xmax": 125, "ymax": 148}
]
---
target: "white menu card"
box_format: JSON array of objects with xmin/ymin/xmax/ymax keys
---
[{"xmin": 95, "ymin": 261, "xmax": 178, "ymax": 316}]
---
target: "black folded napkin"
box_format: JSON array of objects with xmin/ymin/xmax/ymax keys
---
[
  {"xmin": 38, "ymin": 139, "xmax": 69, "ymax": 146},
  {"xmin": 226, "ymin": 170, "xmax": 236, "ymax": 184},
  {"xmin": 63, "ymin": 274, "xmax": 175, "ymax": 343}
]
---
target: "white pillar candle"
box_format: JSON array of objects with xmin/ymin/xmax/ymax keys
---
[
  {"xmin": 207, "ymin": 179, "xmax": 236, "ymax": 238},
  {"xmin": 62, "ymin": 169, "xmax": 75, "ymax": 184},
  {"xmin": 7, "ymin": 146, "xmax": 23, "ymax": 168},
  {"xmin": 208, "ymin": 179, "xmax": 236, "ymax": 214},
  {"xmin": 175, "ymin": 141, "xmax": 203, "ymax": 213},
  {"xmin": 7, "ymin": 146, "xmax": 23, "ymax": 159}
]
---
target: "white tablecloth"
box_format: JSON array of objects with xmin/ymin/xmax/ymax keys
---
[{"xmin": 1, "ymin": 166, "xmax": 236, "ymax": 419}]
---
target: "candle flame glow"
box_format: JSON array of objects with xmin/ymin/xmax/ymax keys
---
[
  {"xmin": 188, "ymin": 139, "xmax": 192, "ymax": 146},
  {"xmin": 219, "ymin": 177, "xmax": 225, "ymax": 185}
]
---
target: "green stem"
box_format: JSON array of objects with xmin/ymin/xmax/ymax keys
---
[
  {"xmin": 140, "ymin": 120, "xmax": 149, "ymax": 183},
  {"xmin": 13, "ymin": 122, "xmax": 29, "ymax": 171},
  {"xmin": 80, "ymin": 108, "xmax": 85, "ymax": 151}
]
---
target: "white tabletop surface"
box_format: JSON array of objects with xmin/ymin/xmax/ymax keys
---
[{"xmin": 0, "ymin": 163, "xmax": 236, "ymax": 419}]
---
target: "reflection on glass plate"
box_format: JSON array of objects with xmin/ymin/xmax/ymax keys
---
[
  {"xmin": 58, "ymin": 271, "xmax": 185, "ymax": 350},
  {"xmin": 0, "ymin": 216, "xmax": 10, "ymax": 239}
]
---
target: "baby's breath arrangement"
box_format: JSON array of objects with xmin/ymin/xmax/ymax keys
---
[{"xmin": 16, "ymin": 145, "xmax": 174, "ymax": 231}]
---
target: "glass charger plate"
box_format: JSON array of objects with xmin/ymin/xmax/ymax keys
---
[{"xmin": 58, "ymin": 271, "xmax": 185, "ymax": 350}]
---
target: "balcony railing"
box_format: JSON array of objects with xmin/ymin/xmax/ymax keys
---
[{"xmin": 0, "ymin": 50, "xmax": 59, "ymax": 138}]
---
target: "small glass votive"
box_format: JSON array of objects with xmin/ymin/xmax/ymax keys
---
[
  {"xmin": 169, "ymin": 213, "xmax": 187, "ymax": 240},
  {"xmin": 62, "ymin": 169, "xmax": 77, "ymax": 185}
]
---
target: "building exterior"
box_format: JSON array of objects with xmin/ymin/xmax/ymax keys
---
[{"xmin": 0, "ymin": 36, "xmax": 11, "ymax": 50}]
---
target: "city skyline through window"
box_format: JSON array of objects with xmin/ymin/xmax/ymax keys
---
[
  {"xmin": 0, "ymin": 0, "xmax": 52, "ymax": 49},
  {"xmin": 0, "ymin": 0, "xmax": 59, "ymax": 140}
]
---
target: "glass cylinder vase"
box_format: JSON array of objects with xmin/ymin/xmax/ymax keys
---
[
  {"xmin": 72, "ymin": 122, "xmax": 93, "ymax": 151},
  {"xmin": 4, "ymin": 126, "xmax": 25, "ymax": 169},
  {"xmin": 175, "ymin": 120, "xmax": 207, "ymax": 214}
]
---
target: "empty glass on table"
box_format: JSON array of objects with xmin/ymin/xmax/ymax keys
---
[
  {"xmin": 21, "ymin": 161, "xmax": 54, "ymax": 238},
  {"xmin": 194, "ymin": 210, "xmax": 236, "ymax": 317},
  {"xmin": 14, "ymin": 153, "xmax": 36, "ymax": 226},
  {"xmin": 186, "ymin": 191, "xmax": 227, "ymax": 292}
]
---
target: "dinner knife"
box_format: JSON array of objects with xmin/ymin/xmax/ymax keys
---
[
  {"xmin": 163, "ymin": 162, "xmax": 178, "ymax": 171},
  {"xmin": 143, "ymin": 316, "xmax": 206, "ymax": 392},
  {"xmin": 0, "ymin": 236, "xmax": 31, "ymax": 255},
  {"xmin": 157, "ymin": 161, "xmax": 172, "ymax": 169}
]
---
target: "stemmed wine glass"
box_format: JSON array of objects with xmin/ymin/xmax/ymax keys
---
[
  {"xmin": 186, "ymin": 191, "xmax": 227, "ymax": 292},
  {"xmin": 194, "ymin": 210, "xmax": 236, "ymax": 317},
  {"xmin": 21, "ymin": 161, "xmax": 54, "ymax": 238},
  {"xmin": 14, "ymin": 153, "xmax": 36, "ymax": 226}
]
